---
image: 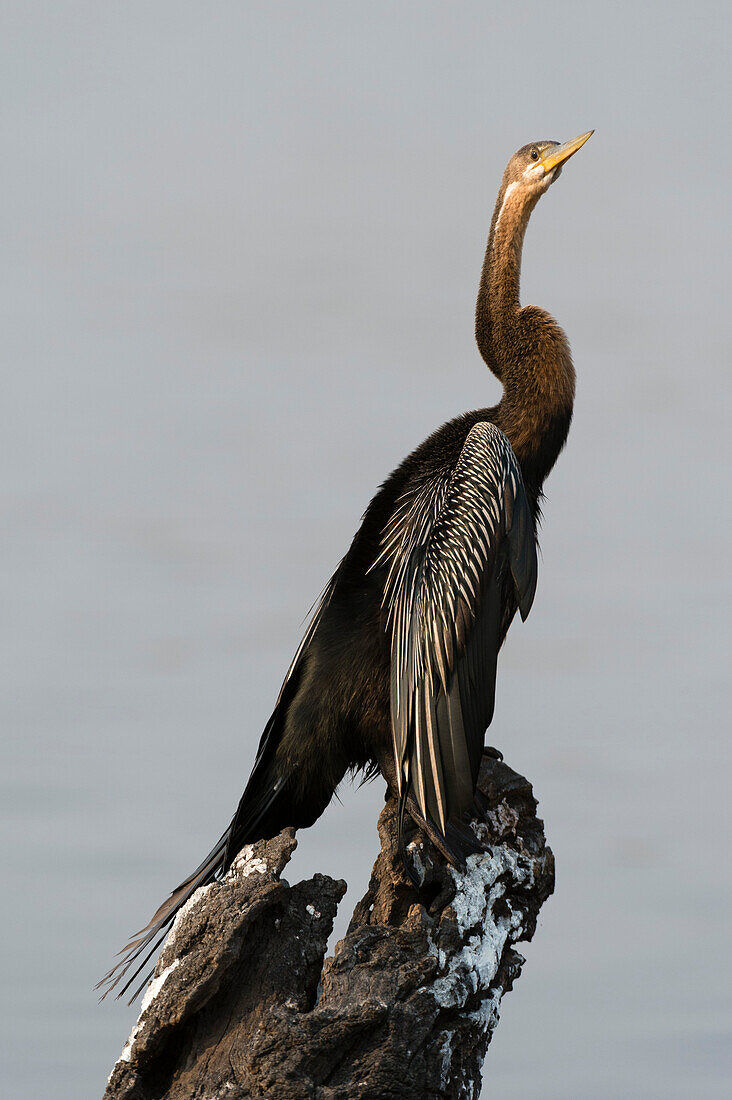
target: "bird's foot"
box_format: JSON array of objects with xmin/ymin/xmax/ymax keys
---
[
  {"xmin": 482, "ymin": 745, "xmax": 503, "ymax": 762},
  {"xmin": 401, "ymin": 825, "xmax": 457, "ymax": 914},
  {"xmin": 421, "ymin": 853, "xmax": 458, "ymax": 915},
  {"xmin": 403, "ymin": 793, "xmax": 490, "ymax": 883}
]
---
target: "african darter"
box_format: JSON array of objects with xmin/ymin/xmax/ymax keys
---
[{"xmin": 101, "ymin": 130, "xmax": 592, "ymax": 1000}]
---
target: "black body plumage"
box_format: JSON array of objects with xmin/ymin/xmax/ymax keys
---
[{"xmin": 100, "ymin": 133, "xmax": 587, "ymax": 1001}]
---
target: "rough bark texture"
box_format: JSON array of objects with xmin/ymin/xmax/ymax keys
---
[{"xmin": 104, "ymin": 756, "xmax": 554, "ymax": 1100}]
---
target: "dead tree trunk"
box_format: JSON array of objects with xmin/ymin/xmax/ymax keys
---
[{"xmin": 103, "ymin": 755, "xmax": 554, "ymax": 1100}]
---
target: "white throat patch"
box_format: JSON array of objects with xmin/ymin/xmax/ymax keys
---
[{"xmin": 494, "ymin": 181, "xmax": 519, "ymax": 236}]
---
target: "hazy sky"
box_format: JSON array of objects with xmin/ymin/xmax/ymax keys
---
[{"xmin": 2, "ymin": 4, "xmax": 730, "ymax": 1097}]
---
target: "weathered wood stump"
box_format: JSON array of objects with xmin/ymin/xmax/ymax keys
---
[{"xmin": 103, "ymin": 756, "xmax": 554, "ymax": 1099}]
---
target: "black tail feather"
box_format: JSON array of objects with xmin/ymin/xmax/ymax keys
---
[
  {"xmin": 98, "ymin": 681, "xmax": 300, "ymax": 1005},
  {"xmin": 97, "ymin": 721, "xmax": 295, "ymax": 1004},
  {"xmin": 96, "ymin": 831, "xmax": 229, "ymax": 1003}
]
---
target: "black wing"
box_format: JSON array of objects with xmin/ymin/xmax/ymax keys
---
[{"xmin": 376, "ymin": 421, "xmax": 537, "ymax": 841}]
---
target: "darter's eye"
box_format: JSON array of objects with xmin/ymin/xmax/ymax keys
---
[{"xmin": 531, "ymin": 149, "xmax": 539, "ymax": 161}]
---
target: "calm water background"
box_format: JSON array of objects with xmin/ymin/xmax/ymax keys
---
[{"xmin": 2, "ymin": 4, "xmax": 731, "ymax": 1097}]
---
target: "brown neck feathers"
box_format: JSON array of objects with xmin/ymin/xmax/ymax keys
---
[{"xmin": 474, "ymin": 179, "xmax": 575, "ymax": 489}]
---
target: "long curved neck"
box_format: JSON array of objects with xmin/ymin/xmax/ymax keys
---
[
  {"xmin": 475, "ymin": 181, "xmax": 537, "ymax": 377},
  {"xmin": 474, "ymin": 180, "xmax": 575, "ymax": 493}
]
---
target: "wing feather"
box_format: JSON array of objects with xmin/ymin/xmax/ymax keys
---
[{"xmin": 376, "ymin": 421, "xmax": 537, "ymax": 843}]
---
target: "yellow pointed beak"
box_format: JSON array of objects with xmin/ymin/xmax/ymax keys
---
[{"xmin": 539, "ymin": 130, "xmax": 594, "ymax": 173}]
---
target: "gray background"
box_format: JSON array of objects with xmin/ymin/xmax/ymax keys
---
[{"xmin": 2, "ymin": 3, "xmax": 730, "ymax": 1097}]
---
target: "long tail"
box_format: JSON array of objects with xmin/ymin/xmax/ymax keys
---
[
  {"xmin": 95, "ymin": 828, "xmax": 230, "ymax": 1003},
  {"xmin": 97, "ymin": 709, "xmax": 290, "ymax": 1004}
]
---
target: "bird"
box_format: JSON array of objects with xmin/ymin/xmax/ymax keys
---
[{"xmin": 99, "ymin": 130, "xmax": 592, "ymax": 1001}]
